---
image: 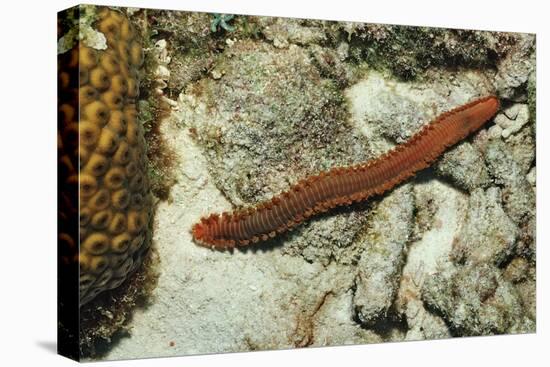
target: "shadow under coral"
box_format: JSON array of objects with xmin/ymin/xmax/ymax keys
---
[{"xmin": 78, "ymin": 247, "xmax": 160, "ymax": 359}]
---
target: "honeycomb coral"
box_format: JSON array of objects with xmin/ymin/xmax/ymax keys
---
[{"xmin": 58, "ymin": 8, "xmax": 152, "ymax": 306}]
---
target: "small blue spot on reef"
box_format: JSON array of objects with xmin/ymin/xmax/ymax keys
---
[{"xmin": 210, "ymin": 14, "xmax": 236, "ymax": 33}]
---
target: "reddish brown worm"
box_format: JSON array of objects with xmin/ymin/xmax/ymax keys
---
[{"xmin": 192, "ymin": 95, "xmax": 500, "ymax": 249}]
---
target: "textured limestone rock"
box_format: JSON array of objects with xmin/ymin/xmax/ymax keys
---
[
  {"xmin": 396, "ymin": 180, "xmax": 465, "ymax": 341},
  {"xmin": 352, "ymin": 185, "xmax": 414, "ymax": 326},
  {"xmin": 494, "ymin": 103, "xmax": 530, "ymax": 139},
  {"xmin": 436, "ymin": 141, "xmax": 491, "ymax": 191},
  {"xmin": 451, "ymin": 187, "xmax": 519, "ymax": 266},
  {"xmin": 485, "ymin": 132, "xmax": 535, "ymax": 257},
  {"xmin": 89, "ymin": 12, "xmax": 535, "ymax": 360},
  {"xmin": 422, "ymin": 263, "xmax": 534, "ymax": 335},
  {"xmin": 494, "ymin": 34, "xmax": 536, "ymax": 100}
]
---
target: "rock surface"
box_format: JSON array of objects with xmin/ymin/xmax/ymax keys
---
[{"xmin": 99, "ymin": 9, "xmax": 536, "ymax": 360}]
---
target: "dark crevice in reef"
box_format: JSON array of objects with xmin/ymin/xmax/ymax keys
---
[
  {"xmin": 352, "ymin": 304, "xmax": 409, "ymax": 339},
  {"xmin": 421, "ymin": 298, "xmax": 464, "ymax": 338}
]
